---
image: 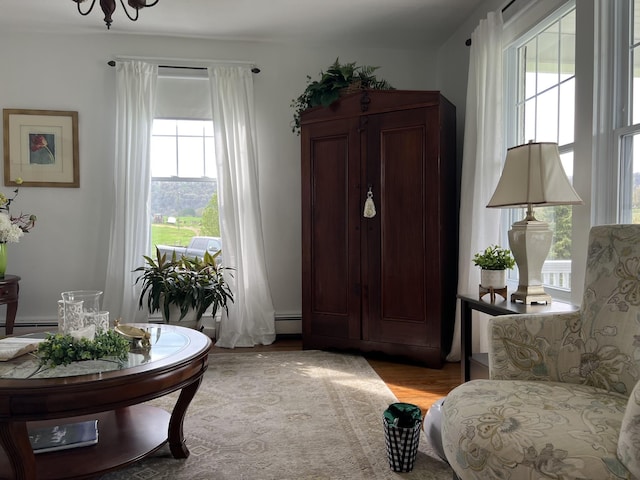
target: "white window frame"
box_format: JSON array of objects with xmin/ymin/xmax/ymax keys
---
[
  {"xmin": 502, "ymin": 0, "xmax": 577, "ymax": 303},
  {"xmin": 613, "ymin": 0, "xmax": 640, "ymax": 223}
]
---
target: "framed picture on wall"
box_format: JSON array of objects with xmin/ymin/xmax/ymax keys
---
[{"xmin": 3, "ymin": 109, "xmax": 79, "ymax": 188}]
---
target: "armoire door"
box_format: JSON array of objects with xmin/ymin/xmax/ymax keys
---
[
  {"xmin": 363, "ymin": 106, "xmax": 444, "ymax": 348},
  {"xmin": 301, "ymin": 117, "xmax": 362, "ymax": 344}
]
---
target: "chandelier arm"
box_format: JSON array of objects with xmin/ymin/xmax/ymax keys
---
[
  {"xmin": 145, "ymin": 0, "xmax": 160, "ymax": 6},
  {"xmin": 119, "ymin": 0, "xmax": 140, "ymax": 22},
  {"xmin": 76, "ymin": 0, "xmax": 97, "ymax": 16}
]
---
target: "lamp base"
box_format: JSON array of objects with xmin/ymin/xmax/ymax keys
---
[
  {"xmin": 508, "ymin": 213, "xmax": 553, "ymax": 305},
  {"xmin": 511, "ymin": 285, "xmax": 552, "ymax": 304}
]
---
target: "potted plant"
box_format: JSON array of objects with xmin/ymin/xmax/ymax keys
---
[
  {"xmin": 473, "ymin": 245, "xmax": 516, "ymax": 289},
  {"xmin": 134, "ymin": 248, "xmax": 234, "ymax": 329},
  {"xmin": 290, "ymin": 57, "xmax": 394, "ymax": 134}
]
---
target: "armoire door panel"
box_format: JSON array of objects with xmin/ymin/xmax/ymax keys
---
[
  {"xmin": 365, "ymin": 108, "xmax": 434, "ymax": 346},
  {"xmin": 302, "ymin": 118, "xmax": 361, "ymax": 341},
  {"xmin": 310, "ymin": 136, "xmax": 349, "ymax": 316}
]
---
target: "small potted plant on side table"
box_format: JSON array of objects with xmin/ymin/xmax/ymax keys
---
[{"xmin": 473, "ymin": 245, "xmax": 515, "ymax": 302}]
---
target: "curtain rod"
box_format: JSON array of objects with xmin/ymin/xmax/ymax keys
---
[
  {"xmin": 107, "ymin": 60, "xmax": 261, "ymax": 74},
  {"xmin": 465, "ymin": 0, "xmax": 516, "ymax": 46}
]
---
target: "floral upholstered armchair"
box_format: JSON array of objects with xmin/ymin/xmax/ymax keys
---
[{"xmin": 440, "ymin": 225, "xmax": 640, "ymax": 479}]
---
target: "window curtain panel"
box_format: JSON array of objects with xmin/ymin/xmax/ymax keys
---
[
  {"xmin": 447, "ymin": 11, "xmax": 504, "ymax": 361},
  {"xmin": 103, "ymin": 61, "xmax": 158, "ymax": 323},
  {"xmin": 208, "ymin": 65, "xmax": 276, "ymax": 348}
]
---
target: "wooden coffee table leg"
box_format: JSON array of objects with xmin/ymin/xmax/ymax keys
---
[
  {"xmin": 0, "ymin": 421, "xmax": 36, "ymax": 480},
  {"xmin": 168, "ymin": 376, "xmax": 203, "ymax": 459}
]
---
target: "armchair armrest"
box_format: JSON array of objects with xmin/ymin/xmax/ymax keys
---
[{"xmin": 488, "ymin": 311, "xmax": 582, "ymax": 381}]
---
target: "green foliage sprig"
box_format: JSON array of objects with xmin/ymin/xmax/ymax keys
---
[
  {"xmin": 36, "ymin": 330, "xmax": 130, "ymax": 368},
  {"xmin": 473, "ymin": 245, "xmax": 516, "ymax": 270},
  {"xmin": 290, "ymin": 58, "xmax": 394, "ymax": 134}
]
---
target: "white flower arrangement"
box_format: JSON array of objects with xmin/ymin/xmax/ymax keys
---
[
  {"xmin": 0, "ymin": 213, "xmax": 24, "ymax": 243},
  {"xmin": 0, "ymin": 178, "xmax": 36, "ymax": 244}
]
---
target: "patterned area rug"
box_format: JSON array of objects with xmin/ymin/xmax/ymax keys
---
[{"xmin": 100, "ymin": 350, "xmax": 452, "ymax": 480}]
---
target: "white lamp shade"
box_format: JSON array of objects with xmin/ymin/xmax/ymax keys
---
[{"xmin": 487, "ymin": 142, "xmax": 583, "ymax": 208}]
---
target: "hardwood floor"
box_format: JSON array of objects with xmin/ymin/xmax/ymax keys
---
[{"xmin": 210, "ymin": 336, "xmax": 462, "ymax": 415}]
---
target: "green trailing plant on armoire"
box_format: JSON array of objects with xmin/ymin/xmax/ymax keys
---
[{"xmin": 290, "ymin": 58, "xmax": 394, "ymax": 134}]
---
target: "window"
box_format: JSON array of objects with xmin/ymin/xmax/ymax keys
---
[
  {"xmin": 616, "ymin": 0, "xmax": 640, "ymax": 223},
  {"xmin": 149, "ymin": 119, "xmax": 220, "ymax": 254},
  {"xmin": 504, "ymin": 3, "xmax": 576, "ymax": 296}
]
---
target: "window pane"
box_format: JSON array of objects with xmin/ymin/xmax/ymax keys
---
[
  {"xmin": 204, "ymin": 137, "xmax": 216, "ymax": 178},
  {"xmin": 522, "ymin": 39, "xmax": 537, "ymax": 99},
  {"xmin": 633, "ymin": 48, "xmax": 640, "ymax": 124},
  {"xmin": 620, "ymin": 133, "xmax": 640, "ymax": 223},
  {"xmin": 537, "ymin": 29, "xmax": 560, "ymax": 93},
  {"xmin": 151, "ymin": 137, "xmax": 177, "ymax": 177},
  {"xmin": 524, "ymin": 98, "xmax": 536, "ymax": 141},
  {"xmin": 559, "ymin": 79, "xmax": 575, "ymax": 145},
  {"xmin": 635, "ymin": 0, "xmax": 640, "ymax": 44},
  {"xmin": 177, "ymin": 137, "xmax": 205, "ymax": 177},
  {"xmin": 535, "ymin": 86, "xmax": 559, "ymax": 142},
  {"xmin": 177, "ymin": 120, "xmax": 206, "ymax": 137},
  {"xmin": 560, "ymin": 9, "xmax": 576, "ymax": 80},
  {"xmin": 152, "ymin": 119, "xmax": 177, "ymax": 136},
  {"xmin": 150, "ymin": 180, "xmax": 220, "ymax": 253},
  {"xmin": 560, "ymin": 151, "xmax": 574, "ymax": 180}
]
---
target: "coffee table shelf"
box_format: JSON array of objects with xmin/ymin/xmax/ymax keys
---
[{"xmin": 0, "ymin": 406, "xmax": 169, "ymax": 479}]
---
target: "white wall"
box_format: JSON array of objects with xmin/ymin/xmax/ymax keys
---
[{"xmin": 0, "ymin": 29, "xmax": 440, "ymax": 326}]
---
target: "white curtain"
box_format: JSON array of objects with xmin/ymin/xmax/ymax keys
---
[
  {"xmin": 208, "ymin": 65, "xmax": 276, "ymax": 348},
  {"xmin": 103, "ymin": 61, "xmax": 157, "ymax": 323},
  {"xmin": 447, "ymin": 11, "xmax": 504, "ymax": 361}
]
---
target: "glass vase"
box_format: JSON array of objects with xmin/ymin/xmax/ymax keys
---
[{"xmin": 0, "ymin": 243, "xmax": 6, "ymax": 277}]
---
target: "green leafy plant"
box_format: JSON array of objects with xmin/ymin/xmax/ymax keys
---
[
  {"xmin": 36, "ymin": 330, "xmax": 130, "ymax": 368},
  {"xmin": 472, "ymin": 245, "xmax": 516, "ymax": 270},
  {"xmin": 290, "ymin": 58, "xmax": 394, "ymax": 134},
  {"xmin": 134, "ymin": 248, "xmax": 234, "ymax": 323}
]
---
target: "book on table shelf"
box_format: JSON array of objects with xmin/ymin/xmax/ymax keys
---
[
  {"xmin": 28, "ymin": 420, "xmax": 99, "ymax": 454},
  {"xmin": 0, "ymin": 335, "xmax": 46, "ymax": 361}
]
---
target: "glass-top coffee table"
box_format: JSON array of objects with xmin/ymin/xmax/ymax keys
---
[{"xmin": 0, "ymin": 323, "xmax": 212, "ymax": 480}]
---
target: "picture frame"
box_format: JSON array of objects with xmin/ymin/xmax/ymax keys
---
[{"xmin": 3, "ymin": 109, "xmax": 79, "ymax": 188}]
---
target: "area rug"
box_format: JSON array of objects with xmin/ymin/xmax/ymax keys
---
[{"xmin": 100, "ymin": 350, "xmax": 452, "ymax": 480}]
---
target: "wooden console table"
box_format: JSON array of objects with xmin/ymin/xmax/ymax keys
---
[
  {"xmin": 458, "ymin": 293, "xmax": 579, "ymax": 383},
  {"xmin": 0, "ymin": 324, "xmax": 211, "ymax": 480},
  {"xmin": 0, "ymin": 274, "xmax": 20, "ymax": 335}
]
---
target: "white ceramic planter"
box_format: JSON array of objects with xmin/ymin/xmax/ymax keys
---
[
  {"xmin": 480, "ymin": 269, "xmax": 507, "ymax": 289},
  {"xmin": 162, "ymin": 303, "xmax": 202, "ymax": 330}
]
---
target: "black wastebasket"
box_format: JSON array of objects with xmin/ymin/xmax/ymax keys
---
[{"xmin": 382, "ymin": 402, "xmax": 422, "ymax": 472}]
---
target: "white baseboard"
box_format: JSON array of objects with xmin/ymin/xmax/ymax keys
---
[{"xmin": 6, "ymin": 314, "xmax": 302, "ymax": 337}]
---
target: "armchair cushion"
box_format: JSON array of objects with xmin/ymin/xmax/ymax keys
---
[{"xmin": 442, "ymin": 379, "xmax": 629, "ymax": 479}]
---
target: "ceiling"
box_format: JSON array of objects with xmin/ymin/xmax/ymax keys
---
[{"xmin": 0, "ymin": 0, "xmax": 486, "ymax": 49}]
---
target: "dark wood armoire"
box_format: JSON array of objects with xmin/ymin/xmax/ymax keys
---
[{"xmin": 301, "ymin": 90, "xmax": 457, "ymax": 368}]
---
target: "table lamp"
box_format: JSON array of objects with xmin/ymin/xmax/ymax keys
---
[{"xmin": 486, "ymin": 141, "xmax": 583, "ymax": 304}]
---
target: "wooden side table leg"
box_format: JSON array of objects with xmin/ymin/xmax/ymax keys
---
[
  {"xmin": 5, "ymin": 300, "xmax": 17, "ymax": 335},
  {"xmin": 460, "ymin": 299, "xmax": 472, "ymax": 383}
]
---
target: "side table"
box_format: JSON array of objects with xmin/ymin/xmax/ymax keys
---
[
  {"xmin": 0, "ymin": 275, "xmax": 20, "ymax": 335},
  {"xmin": 458, "ymin": 292, "xmax": 578, "ymax": 383}
]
